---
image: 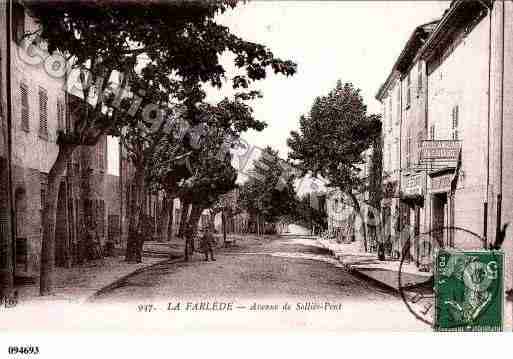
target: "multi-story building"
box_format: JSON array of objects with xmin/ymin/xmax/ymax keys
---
[
  {"xmin": 4, "ymin": 2, "xmax": 67, "ymax": 276},
  {"xmin": 0, "ymin": 2, "xmax": 111, "ymax": 278},
  {"xmin": 377, "ymin": 20, "xmax": 438, "ymax": 259},
  {"xmin": 422, "ymin": 0, "xmax": 490, "ymax": 251},
  {"xmin": 377, "ymin": 0, "xmax": 513, "ymax": 290}
]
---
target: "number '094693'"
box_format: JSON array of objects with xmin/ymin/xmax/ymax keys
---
[{"xmin": 8, "ymin": 346, "xmax": 39, "ymax": 355}]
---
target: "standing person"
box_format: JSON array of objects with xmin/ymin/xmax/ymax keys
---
[{"xmin": 200, "ymin": 224, "xmax": 216, "ymax": 261}]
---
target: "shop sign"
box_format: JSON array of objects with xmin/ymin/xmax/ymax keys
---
[
  {"xmin": 420, "ymin": 140, "xmax": 461, "ymax": 161},
  {"xmin": 430, "ymin": 173, "xmax": 453, "ymax": 193},
  {"xmin": 403, "ymin": 172, "xmax": 425, "ymax": 196}
]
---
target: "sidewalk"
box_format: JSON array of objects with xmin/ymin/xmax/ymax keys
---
[
  {"xmin": 14, "ymin": 234, "xmax": 290, "ymax": 304},
  {"xmin": 316, "ymin": 237, "xmax": 431, "ymax": 291},
  {"xmin": 15, "ymin": 241, "xmax": 182, "ymax": 304}
]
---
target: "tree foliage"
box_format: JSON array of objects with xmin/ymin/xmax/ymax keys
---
[
  {"xmin": 292, "ymin": 195, "xmax": 328, "ymax": 231},
  {"xmin": 287, "ymin": 80, "xmax": 381, "ymax": 199},
  {"xmin": 26, "ymin": 0, "xmax": 297, "ymax": 293},
  {"xmin": 239, "ymin": 147, "xmax": 297, "ymax": 225},
  {"xmin": 287, "ymin": 80, "xmax": 381, "ymax": 249}
]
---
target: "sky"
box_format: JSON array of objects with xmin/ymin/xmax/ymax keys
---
[{"xmin": 108, "ymin": 0, "xmax": 450, "ymax": 176}]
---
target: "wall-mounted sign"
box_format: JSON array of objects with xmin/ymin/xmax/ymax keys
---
[
  {"xmin": 430, "ymin": 173, "xmax": 453, "ymax": 193},
  {"xmin": 420, "ymin": 140, "xmax": 461, "ymax": 161},
  {"xmin": 403, "ymin": 172, "xmax": 425, "ymax": 196}
]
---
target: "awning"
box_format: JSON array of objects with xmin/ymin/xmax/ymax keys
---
[
  {"xmin": 400, "ymin": 193, "xmax": 424, "ymax": 207},
  {"xmin": 428, "ymin": 166, "xmax": 455, "ymax": 178}
]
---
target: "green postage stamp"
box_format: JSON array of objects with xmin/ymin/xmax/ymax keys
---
[{"xmin": 434, "ymin": 249, "xmax": 504, "ymax": 332}]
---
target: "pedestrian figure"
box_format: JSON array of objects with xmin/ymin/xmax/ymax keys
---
[{"xmin": 200, "ymin": 224, "xmax": 216, "ymax": 261}]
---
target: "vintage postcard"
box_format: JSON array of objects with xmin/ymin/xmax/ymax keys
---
[{"xmin": 1, "ymin": 0, "xmax": 512, "ymax": 340}]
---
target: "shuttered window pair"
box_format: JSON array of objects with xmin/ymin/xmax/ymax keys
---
[
  {"xmin": 39, "ymin": 87, "xmax": 48, "ymax": 139},
  {"xmin": 20, "ymin": 83, "xmax": 29, "ymax": 131}
]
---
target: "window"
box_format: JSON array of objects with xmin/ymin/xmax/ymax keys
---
[
  {"xmin": 97, "ymin": 138, "xmax": 105, "ymax": 170},
  {"xmin": 406, "ymin": 73, "xmax": 411, "ymax": 108},
  {"xmin": 40, "ymin": 188, "xmax": 46, "ymax": 211},
  {"xmin": 40, "ymin": 176, "xmax": 47, "ymax": 234},
  {"xmin": 97, "ymin": 200, "xmax": 105, "ymax": 237},
  {"xmin": 57, "ymin": 99, "xmax": 65, "ymax": 131},
  {"xmin": 20, "ymin": 83, "xmax": 29, "ymax": 131},
  {"xmin": 387, "ymin": 143, "xmax": 392, "ymax": 171},
  {"xmin": 451, "ymin": 105, "xmax": 459, "ymax": 140},
  {"xmin": 396, "ymin": 87, "xmax": 401, "ymax": 124},
  {"xmin": 38, "ymin": 87, "xmax": 48, "ymax": 138},
  {"xmin": 388, "ymin": 97, "xmax": 393, "ymax": 130},
  {"xmin": 65, "ymin": 94, "xmax": 72, "ymax": 132},
  {"xmin": 406, "ymin": 136, "xmax": 412, "ymax": 169},
  {"xmin": 12, "ymin": 2, "xmax": 25, "ymax": 44},
  {"xmin": 417, "ymin": 62, "xmax": 423, "ymax": 96},
  {"xmin": 430, "ymin": 124, "xmax": 436, "ymax": 140},
  {"xmin": 383, "ymin": 102, "xmax": 387, "ymax": 128}
]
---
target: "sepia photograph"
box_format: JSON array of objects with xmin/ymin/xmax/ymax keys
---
[{"xmin": 0, "ymin": 0, "xmax": 512, "ymax": 343}]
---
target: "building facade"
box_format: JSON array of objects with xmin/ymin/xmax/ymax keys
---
[
  {"xmin": 377, "ymin": 0, "xmax": 513, "ymax": 290},
  {"xmin": 1, "ymin": 2, "xmax": 112, "ymax": 278}
]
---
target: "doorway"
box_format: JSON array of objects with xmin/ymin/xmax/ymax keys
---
[
  {"xmin": 432, "ymin": 193, "xmax": 448, "ymax": 247},
  {"xmin": 14, "ymin": 187, "xmax": 27, "ymax": 273},
  {"xmin": 55, "ymin": 181, "xmax": 70, "ymax": 267}
]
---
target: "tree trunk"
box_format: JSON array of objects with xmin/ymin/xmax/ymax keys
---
[
  {"xmin": 40, "ymin": 145, "xmax": 76, "ymax": 295},
  {"xmin": 348, "ymin": 191, "xmax": 367, "ymax": 252},
  {"xmin": 77, "ymin": 146, "xmax": 94, "ymax": 265},
  {"xmin": 178, "ymin": 200, "xmax": 190, "ymax": 238},
  {"xmin": 125, "ymin": 164, "xmax": 145, "ymax": 263},
  {"xmin": 183, "ymin": 204, "xmax": 202, "ymax": 260},
  {"xmin": 209, "ymin": 211, "xmax": 216, "ymax": 229},
  {"xmin": 187, "ymin": 204, "xmax": 203, "ymax": 242},
  {"xmin": 222, "ymin": 210, "xmax": 226, "ymax": 246},
  {"xmin": 158, "ymin": 196, "xmax": 170, "ymax": 242},
  {"xmin": 166, "ymin": 198, "xmax": 174, "ymax": 242}
]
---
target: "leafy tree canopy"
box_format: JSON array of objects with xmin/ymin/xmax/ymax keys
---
[
  {"xmin": 239, "ymin": 146, "xmax": 297, "ymax": 223},
  {"xmin": 287, "ymin": 80, "xmax": 381, "ymax": 196}
]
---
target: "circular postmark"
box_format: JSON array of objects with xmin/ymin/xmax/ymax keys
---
[{"xmin": 398, "ymin": 226, "xmax": 487, "ymax": 327}]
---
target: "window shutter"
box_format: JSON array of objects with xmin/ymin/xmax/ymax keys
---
[
  {"xmin": 454, "ymin": 105, "xmax": 459, "ymax": 129},
  {"xmin": 40, "ymin": 188, "xmax": 46, "ymax": 211},
  {"xmin": 39, "ymin": 87, "xmax": 48, "ymax": 138},
  {"xmin": 406, "ymin": 73, "xmax": 411, "ymax": 107},
  {"xmin": 57, "ymin": 99, "xmax": 64, "ymax": 131},
  {"xmin": 396, "ymin": 87, "xmax": 400, "ymax": 124},
  {"xmin": 417, "ymin": 62, "xmax": 422, "ymax": 95},
  {"xmin": 388, "ymin": 97, "xmax": 392, "ymax": 129},
  {"xmin": 20, "ymin": 83, "xmax": 29, "ymax": 131}
]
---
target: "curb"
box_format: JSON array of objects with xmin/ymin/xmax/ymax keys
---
[
  {"xmin": 315, "ymin": 238, "xmax": 407, "ymax": 293},
  {"xmin": 87, "ymin": 254, "xmax": 183, "ymax": 301}
]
